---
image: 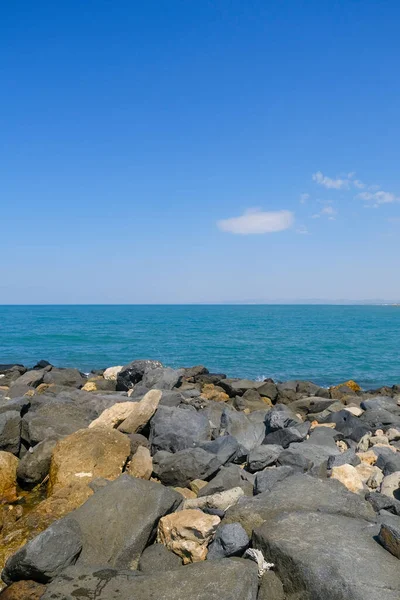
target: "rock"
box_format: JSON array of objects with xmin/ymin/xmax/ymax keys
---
[
  {"xmin": 200, "ymin": 384, "xmax": 229, "ymax": 402},
  {"xmin": 152, "ymin": 448, "xmax": 222, "ymax": 488},
  {"xmin": 116, "ymin": 360, "xmax": 164, "ymax": 391},
  {"xmin": 42, "ymin": 369, "xmax": 85, "ymax": 389},
  {"xmin": 254, "ymin": 466, "xmax": 295, "ymax": 495},
  {"xmin": 207, "ymin": 522, "xmax": 249, "ymax": 560},
  {"xmin": 324, "ymin": 410, "xmax": 370, "ymax": 442},
  {"xmin": 0, "ymin": 412, "xmax": 21, "ymax": 456},
  {"xmin": 189, "ymin": 479, "xmax": 208, "ymax": 495},
  {"xmin": 220, "ymin": 408, "xmax": 266, "ymax": 452},
  {"xmin": 175, "ymin": 487, "xmax": 196, "ymax": 499},
  {"xmin": 118, "ymin": 390, "xmax": 162, "ymax": 434},
  {"xmin": 247, "ymin": 445, "xmax": 283, "ymax": 472},
  {"xmin": 370, "ymin": 434, "xmax": 390, "ymax": 445},
  {"xmin": 290, "ymin": 396, "xmax": 335, "ymax": 415},
  {"xmin": 0, "ymin": 580, "xmax": 46, "ymax": 599},
  {"xmin": 0, "ymin": 452, "xmax": 19, "ymax": 503},
  {"xmin": 88, "ymin": 401, "xmax": 138, "ymax": 429},
  {"xmin": 257, "ymin": 381, "xmax": 278, "ymax": 401},
  {"xmin": 224, "ymin": 474, "xmax": 375, "ymax": 536},
  {"xmin": 127, "ymin": 433, "xmax": 151, "ymax": 457},
  {"xmin": 344, "ymin": 405, "xmax": 364, "ymax": 417},
  {"xmin": 234, "ymin": 389, "xmax": 272, "ymax": 412},
  {"xmin": 2, "ymin": 519, "xmax": 82, "ymax": 585},
  {"xmin": 72, "ymin": 474, "xmax": 181, "ymax": 569},
  {"xmin": 330, "ymin": 464, "xmax": 365, "ymax": 494},
  {"xmin": 355, "ymin": 463, "xmax": 384, "ymax": 489},
  {"xmin": 48, "ymin": 428, "xmax": 130, "ymax": 494},
  {"xmin": 182, "ymin": 365, "xmax": 209, "ymax": 379},
  {"xmin": 157, "ymin": 509, "xmax": 220, "ymax": 563},
  {"xmin": 381, "ymin": 471, "xmax": 400, "ymax": 499},
  {"xmin": 263, "ymin": 423, "xmax": 310, "ymax": 448},
  {"xmin": 264, "ymin": 405, "xmax": 302, "ymax": 434},
  {"xmin": 198, "ymin": 464, "xmax": 254, "ymax": 497},
  {"xmin": 22, "ymin": 403, "xmax": 92, "ymax": 446},
  {"xmin": 142, "ymin": 367, "xmax": 183, "ymax": 391},
  {"xmin": 103, "ymin": 366, "xmax": 123, "ymax": 381},
  {"xmin": 367, "ymin": 491, "xmax": 400, "ymax": 515},
  {"xmin": 150, "ymin": 406, "xmax": 210, "ymax": 453},
  {"xmin": 138, "ymin": 543, "xmax": 182, "ymax": 573},
  {"xmin": 8, "ymin": 370, "xmax": 47, "ymax": 398},
  {"xmin": 378, "ymin": 523, "xmax": 400, "ymax": 559},
  {"xmin": 277, "ymin": 439, "xmax": 340, "ymax": 475},
  {"xmin": 17, "ymin": 437, "xmax": 60, "ymax": 487},
  {"xmin": 182, "ymin": 487, "xmax": 244, "ymax": 512},
  {"xmin": 358, "ymin": 449, "xmax": 377, "ymax": 465},
  {"xmin": 41, "ymin": 558, "xmax": 258, "ymax": 600},
  {"xmin": 195, "ymin": 435, "xmax": 239, "ymax": 465},
  {"xmin": 387, "ymin": 428, "xmax": 400, "ymax": 441},
  {"xmin": 331, "ymin": 379, "xmax": 362, "ymax": 393},
  {"xmin": 327, "ymin": 448, "xmax": 360, "ymax": 469},
  {"xmin": 376, "ymin": 449, "xmax": 400, "ymax": 475},
  {"xmin": 128, "ymin": 446, "xmax": 152, "ymax": 480},
  {"xmin": 253, "ymin": 510, "xmax": 400, "ymax": 600},
  {"xmin": 257, "ymin": 571, "xmax": 285, "ymax": 600}
]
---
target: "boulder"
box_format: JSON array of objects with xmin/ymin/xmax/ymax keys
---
[
  {"xmin": 234, "ymin": 389, "xmax": 272, "ymax": 412},
  {"xmin": 195, "ymin": 435, "xmax": 239, "ymax": 465},
  {"xmin": 263, "ymin": 423, "xmax": 309, "ymax": 448},
  {"xmin": 138, "ymin": 543, "xmax": 182, "ymax": 573},
  {"xmin": 8, "ymin": 370, "xmax": 47, "ymax": 398},
  {"xmin": 376, "ymin": 449, "xmax": 400, "ymax": 475},
  {"xmin": 150, "ymin": 406, "xmax": 210, "ymax": 453},
  {"xmin": 117, "ymin": 390, "xmax": 162, "ymax": 434},
  {"xmin": 264, "ymin": 405, "xmax": 302, "ymax": 434},
  {"xmin": 247, "ymin": 445, "xmax": 283, "ymax": 472},
  {"xmin": 218, "ymin": 379, "xmax": 262, "ymax": 397},
  {"xmin": 48, "ymin": 428, "xmax": 130, "ymax": 494},
  {"xmin": 127, "ymin": 433, "xmax": 151, "ymax": 457},
  {"xmin": 72, "ymin": 475, "xmax": 181, "ymax": 569},
  {"xmin": 378, "ymin": 523, "xmax": 400, "ymax": 559},
  {"xmin": 256, "ymin": 381, "xmax": 278, "ymax": 401},
  {"xmin": 381, "ymin": 471, "xmax": 400, "ymax": 499},
  {"xmin": 157, "ymin": 509, "xmax": 220, "ymax": 563},
  {"xmin": 220, "ymin": 408, "xmax": 266, "ymax": 452},
  {"xmin": 0, "ymin": 452, "xmax": 19, "ymax": 503},
  {"xmin": 116, "ymin": 359, "xmax": 164, "ymax": 391},
  {"xmin": 2, "ymin": 518, "xmax": 82, "ymax": 585},
  {"xmin": 0, "ymin": 580, "xmax": 46, "ymax": 599},
  {"xmin": 22, "ymin": 403, "xmax": 92, "ymax": 446},
  {"xmin": 200, "ymin": 384, "xmax": 229, "ymax": 403},
  {"xmin": 327, "ymin": 448, "xmax": 360, "ymax": 469},
  {"xmin": 88, "ymin": 401, "xmax": 139, "ymax": 429},
  {"xmin": 17, "ymin": 437, "xmax": 60, "ymax": 487},
  {"xmin": 42, "ymin": 369, "xmax": 86, "ymax": 389},
  {"xmin": 253, "ymin": 511, "xmax": 400, "ymax": 600},
  {"xmin": 182, "ymin": 487, "xmax": 244, "ymax": 512},
  {"xmin": 103, "ymin": 366, "xmax": 123, "ymax": 381},
  {"xmin": 207, "ymin": 523, "xmax": 249, "ymax": 560},
  {"xmin": 152, "ymin": 448, "xmax": 222, "ymax": 488},
  {"xmin": 0, "ymin": 412, "xmax": 21, "ymax": 456},
  {"xmin": 198, "ymin": 464, "xmax": 254, "ymax": 497},
  {"xmin": 257, "ymin": 571, "xmax": 285, "ymax": 600},
  {"xmin": 142, "ymin": 367, "xmax": 183, "ymax": 390},
  {"xmin": 41, "ymin": 558, "xmax": 258, "ymax": 600},
  {"xmin": 324, "ymin": 410, "xmax": 370, "ymax": 442},
  {"xmin": 330, "ymin": 464, "xmax": 365, "ymax": 494},
  {"xmin": 128, "ymin": 446, "xmax": 152, "ymax": 480},
  {"xmin": 254, "ymin": 466, "xmax": 295, "ymax": 495}
]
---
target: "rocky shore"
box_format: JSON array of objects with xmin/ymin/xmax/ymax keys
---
[{"xmin": 0, "ymin": 359, "xmax": 400, "ymax": 599}]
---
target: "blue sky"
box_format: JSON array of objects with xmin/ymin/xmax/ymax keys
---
[{"xmin": 1, "ymin": 0, "xmax": 400, "ymax": 303}]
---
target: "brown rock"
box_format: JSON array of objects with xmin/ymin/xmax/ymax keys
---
[
  {"xmin": 48, "ymin": 428, "xmax": 130, "ymax": 495},
  {"xmin": 0, "ymin": 580, "xmax": 46, "ymax": 599},
  {"xmin": 190, "ymin": 479, "xmax": 208, "ymax": 495},
  {"xmin": 128, "ymin": 446, "xmax": 153, "ymax": 480},
  {"xmin": 378, "ymin": 524, "xmax": 400, "ymax": 559},
  {"xmin": 89, "ymin": 402, "xmax": 138, "ymax": 429},
  {"xmin": 118, "ymin": 390, "xmax": 162, "ymax": 434},
  {"xmin": 174, "ymin": 487, "xmax": 197, "ymax": 499},
  {"xmin": 200, "ymin": 384, "xmax": 229, "ymax": 403},
  {"xmin": 357, "ymin": 450, "xmax": 377, "ymax": 465},
  {"xmin": 0, "ymin": 452, "xmax": 19, "ymax": 504},
  {"xmin": 355, "ymin": 463, "xmax": 383, "ymax": 489},
  {"xmin": 157, "ymin": 509, "xmax": 220, "ymax": 563}
]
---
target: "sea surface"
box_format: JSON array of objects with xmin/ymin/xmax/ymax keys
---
[{"xmin": 0, "ymin": 305, "xmax": 400, "ymax": 389}]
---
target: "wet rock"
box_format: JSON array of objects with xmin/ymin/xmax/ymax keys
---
[
  {"xmin": 0, "ymin": 412, "xmax": 21, "ymax": 456},
  {"xmin": 157, "ymin": 509, "xmax": 220, "ymax": 563},
  {"xmin": 150, "ymin": 406, "xmax": 210, "ymax": 453},
  {"xmin": 138, "ymin": 543, "xmax": 182, "ymax": 573},
  {"xmin": 152, "ymin": 448, "xmax": 222, "ymax": 488},
  {"xmin": 128, "ymin": 446, "xmax": 152, "ymax": 480},
  {"xmin": 378, "ymin": 523, "xmax": 400, "ymax": 559},
  {"xmin": 2, "ymin": 519, "xmax": 82, "ymax": 585},
  {"xmin": 48, "ymin": 428, "xmax": 130, "ymax": 494},
  {"xmin": 17, "ymin": 437, "xmax": 60, "ymax": 487},
  {"xmin": 0, "ymin": 452, "xmax": 19, "ymax": 503},
  {"xmin": 207, "ymin": 522, "xmax": 249, "ymax": 560}
]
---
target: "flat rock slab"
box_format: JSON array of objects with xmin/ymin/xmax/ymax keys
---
[
  {"xmin": 253, "ymin": 511, "xmax": 400, "ymax": 600},
  {"xmin": 42, "ymin": 558, "xmax": 259, "ymax": 600}
]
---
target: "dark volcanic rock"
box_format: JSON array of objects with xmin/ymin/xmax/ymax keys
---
[
  {"xmin": 17, "ymin": 437, "xmax": 61, "ymax": 487},
  {"xmin": 220, "ymin": 408, "xmax": 266, "ymax": 452},
  {"xmin": 247, "ymin": 444, "xmax": 283, "ymax": 472},
  {"xmin": 21, "ymin": 403, "xmax": 92, "ymax": 446},
  {"xmin": 198, "ymin": 464, "xmax": 254, "ymax": 497},
  {"xmin": 264, "ymin": 405, "xmax": 302, "ymax": 434},
  {"xmin": 150, "ymin": 406, "xmax": 210, "ymax": 453},
  {"xmin": 207, "ymin": 523, "xmax": 249, "ymax": 559},
  {"xmin": 116, "ymin": 360, "xmax": 163, "ymax": 391},
  {"xmin": 254, "ymin": 466, "xmax": 295, "ymax": 495},
  {"xmin": 42, "ymin": 368, "xmax": 86, "ymax": 389},
  {"xmin": 0, "ymin": 411, "xmax": 21, "ymax": 455},
  {"xmin": 152, "ymin": 448, "xmax": 222, "ymax": 487},
  {"xmin": 195, "ymin": 435, "xmax": 239, "ymax": 465},
  {"xmin": 142, "ymin": 367, "xmax": 184, "ymax": 391},
  {"xmin": 138, "ymin": 544, "xmax": 182, "ymax": 573},
  {"xmin": 263, "ymin": 422, "xmax": 310, "ymax": 448}
]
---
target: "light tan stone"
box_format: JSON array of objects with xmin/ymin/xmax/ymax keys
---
[
  {"xmin": 128, "ymin": 446, "xmax": 153, "ymax": 480},
  {"xmin": 355, "ymin": 463, "xmax": 383, "ymax": 489},
  {"xmin": 157, "ymin": 509, "xmax": 220, "ymax": 563},
  {"xmin": 336, "ymin": 440, "xmax": 348, "ymax": 453},
  {"xmin": 174, "ymin": 487, "xmax": 197, "ymax": 499},
  {"xmin": 343, "ymin": 406, "xmax": 364, "ymax": 417},
  {"xmin": 381, "ymin": 471, "xmax": 400, "ymax": 498},
  {"xmin": 89, "ymin": 402, "xmax": 137, "ymax": 429},
  {"xmin": 330, "ymin": 464, "xmax": 364, "ymax": 494},
  {"xmin": 82, "ymin": 381, "xmax": 98, "ymax": 392},
  {"xmin": 0, "ymin": 452, "xmax": 19, "ymax": 503},
  {"xmin": 387, "ymin": 428, "xmax": 400, "ymax": 442},
  {"xmin": 182, "ymin": 487, "xmax": 244, "ymax": 512},
  {"xmin": 117, "ymin": 390, "xmax": 162, "ymax": 434},
  {"xmin": 190, "ymin": 479, "xmax": 208, "ymax": 495},
  {"xmin": 310, "ymin": 421, "xmax": 336, "ymax": 430},
  {"xmin": 103, "ymin": 366, "xmax": 123, "ymax": 381},
  {"xmin": 357, "ymin": 450, "xmax": 377, "ymax": 465},
  {"xmin": 48, "ymin": 427, "xmax": 130, "ymax": 495},
  {"xmin": 369, "ymin": 434, "xmax": 389, "ymax": 446}
]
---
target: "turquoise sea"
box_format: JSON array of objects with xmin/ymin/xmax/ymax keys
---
[{"xmin": 0, "ymin": 305, "xmax": 399, "ymax": 389}]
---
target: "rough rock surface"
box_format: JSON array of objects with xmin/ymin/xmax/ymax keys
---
[{"xmin": 0, "ymin": 452, "xmax": 19, "ymax": 503}]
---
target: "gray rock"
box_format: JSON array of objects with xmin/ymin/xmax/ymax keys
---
[
  {"xmin": 376, "ymin": 449, "xmax": 400, "ymax": 475},
  {"xmin": 277, "ymin": 438, "xmax": 340, "ymax": 475},
  {"xmin": 72, "ymin": 474, "xmax": 181, "ymax": 569},
  {"xmin": 263, "ymin": 422, "xmax": 310, "ymax": 448},
  {"xmin": 150, "ymin": 406, "xmax": 210, "ymax": 453},
  {"xmin": 378, "ymin": 522, "xmax": 400, "ymax": 559},
  {"xmin": 254, "ymin": 466, "xmax": 295, "ymax": 495},
  {"xmin": 366, "ymin": 491, "xmax": 400, "ymax": 515},
  {"xmin": 220, "ymin": 408, "xmax": 266, "ymax": 452},
  {"xmin": 361, "ymin": 396, "xmax": 400, "ymax": 414},
  {"xmin": 256, "ymin": 381, "xmax": 278, "ymax": 401},
  {"xmin": 247, "ymin": 445, "xmax": 283, "ymax": 472},
  {"xmin": 0, "ymin": 411, "xmax": 21, "ymax": 455},
  {"xmin": 327, "ymin": 448, "xmax": 361, "ymax": 469},
  {"xmin": 360, "ymin": 407, "xmax": 400, "ymax": 430},
  {"xmin": 264, "ymin": 405, "xmax": 302, "ymax": 434},
  {"xmin": 7, "ymin": 368, "xmax": 47, "ymax": 397},
  {"xmin": 198, "ymin": 464, "xmax": 254, "ymax": 497},
  {"xmin": 43, "ymin": 368, "xmax": 86, "ymax": 388},
  {"xmin": 17, "ymin": 436, "xmax": 61, "ymax": 486},
  {"xmin": 142, "ymin": 367, "xmax": 184, "ymax": 390},
  {"xmin": 207, "ymin": 523, "xmax": 249, "ymax": 559},
  {"xmin": 152, "ymin": 448, "xmax": 222, "ymax": 488},
  {"xmin": 253, "ymin": 511, "xmax": 400, "ymax": 600},
  {"xmin": 290, "ymin": 396, "xmax": 336, "ymax": 415},
  {"xmin": 127, "ymin": 433, "xmax": 151, "ymax": 457},
  {"xmin": 224, "ymin": 474, "xmax": 375, "ymax": 536},
  {"xmin": 257, "ymin": 571, "xmax": 285, "ymax": 600},
  {"xmin": 21, "ymin": 402, "xmax": 92, "ymax": 445},
  {"xmin": 116, "ymin": 359, "xmax": 164, "ymax": 391},
  {"xmin": 218, "ymin": 379, "xmax": 262, "ymax": 397},
  {"xmin": 195, "ymin": 435, "xmax": 239, "ymax": 465},
  {"xmin": 139, "ymin": 544, "xmax": 182, "ymax": 573},
  {"xmin": 42, "ymin": 558, "xmax": 259, "ymax": 600},
  {"xmin": 324, "ymin": 410, "xmax": 370, "ymax": 442},
  {"xmin": 2, "ymin": 518, "xmax": 82, "ymax": 584}
]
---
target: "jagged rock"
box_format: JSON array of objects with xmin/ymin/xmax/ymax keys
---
[
  {"xmin": 88, "ymin": 401, "xmax": 138, "ymax": 429},
  {"xmin": 198, "ymin": 464, "xmax": 254, "ymax": 497},
  {"xmin": 2, "ymin": 519, "xmax": 82, "ymax": 585},
  {"xmin": 157, "ymin": 509, "xmax": 220, "ymax": 563},
  {"xmin": 118, "ymin": 390, "xmax": 162, "ymax": 434},
  {"xmin": 152, "ymin": 448, "xmax": 222, "ymax": 488},
  {"xmin": 48, "ymin": 428, "xmax": 130, "ymax": 494},
  {"xmin": 378, "ymin": 523, "xmax": 400, "ymax": 559},
  {"xmin": 116, "ymin": 360, "xmax": 163, "ymax": 391},
  {"xmin": 207, "ymin": 523, "xmax": 249, "ymax": 560},
  {"xmin": 323, "ymin": 409, "xmax": 370, "ymax": 441},
  {"xmin": 327, "ymin": 448, "xmax": 360, "ymax": 469},
  {"xmin": 264, "ymin": 405, "xmax": 302, "ymax": 434},
  {"xmin": 8, "ymin": 370, "xmax": 47, "ymax": 398},
  {"xmin": 256, "ymin": 381, "xmax": 278, "ymax": 401},
  {"xmin": 138, "ymin": 543, "xmax": 182, "ymax": 573},
  {"xmin": 42, "ymin": 369, "xmax": 85, "ymax": 389},
  {"xmin": 142, "ymin": 367, "xmax": 183, "ymax": 391},
  {"xmin": 182, "ymin": 487, "xmax": 244, "ymax": 512},
  {"xmin": 254, "ymin": 466, "xmax": 295, "ymax": 495},
  {"xmin": 128, "ymin": 446, "xmax": 152, "ymax": 480},
  {"xmin": 195, "ymin": 435, "xmax": 239, "ymax": 465},
  {"xmin": 150, "ymin": 406, "xmax": 210, "ymax": 453},
  {"xmin": 263, "ymin": 422, "xmax": 310, "ymax": 448},
  {"xmin": 220, "ymin": 408, "xmax": 266, "ymax": 452},
  {"xmin": 0, "ymin": 412, "xmax": 21, "ymax": 456},
  {"xmin": 200, "ymin": 384, "xmax": 229, "ymax": 403},
  {"xmin": 247, "ymin": 445, "xmax": 283, "ymax": 472},
  {"xmin": 17, "ymin": 437, "xmax": 60, "ymax": 487},
  {"xmin": 0, "ymin": 452, "xmax": 19, "ymax": 503}
]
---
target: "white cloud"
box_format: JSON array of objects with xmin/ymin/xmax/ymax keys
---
[
  {"xmin": 357, "ymin": 190, "xmax": 399, "ymax": 206},
  {"xmin": 311, "ymin": 205, "xmax": 337, "ymax": 220},
  {"xmin": 217, "ymin": 209, "xmax": 294, "ymax": 235},
  {"xmin": 353, "ymin": 179, "xmax": 366, "ymax": 189},
  {"xmin": 312, "ymin": 171, "xmax": 350, "ymax": 190},
  {"xmin": 300, "ymin": 193, "xmax": 310, "ymax": 204}
]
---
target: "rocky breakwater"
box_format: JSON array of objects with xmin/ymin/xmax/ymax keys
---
[{"xmin": 0, "ymin": 360, "xmax": 400, "ymax": 599}]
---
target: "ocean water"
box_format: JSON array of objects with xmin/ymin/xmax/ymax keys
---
[{"xmin": 0, "ymin": 305, "xmax": 400, "ymax": 389}]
